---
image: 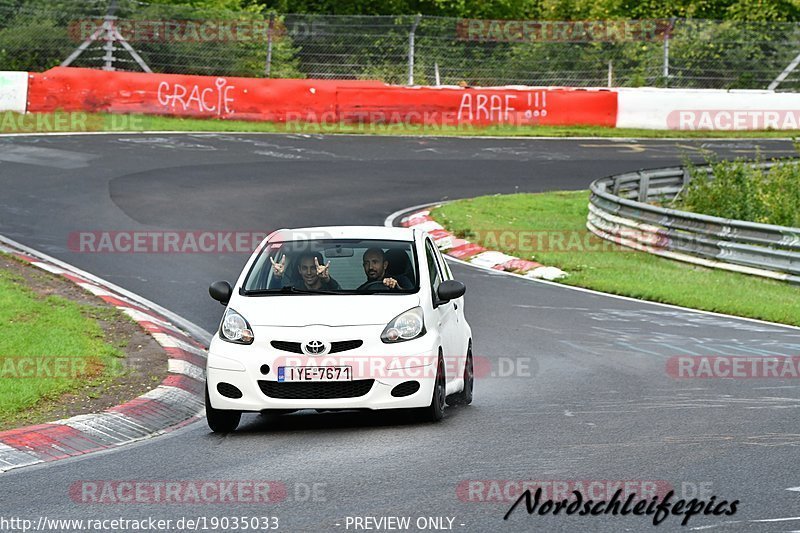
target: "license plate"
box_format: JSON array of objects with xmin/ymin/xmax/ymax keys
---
[{"xmin": 277, "ymin": 366, "xmax": 352, "ymax": 382}]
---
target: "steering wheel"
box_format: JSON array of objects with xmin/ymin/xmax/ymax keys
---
[{"xmin": 359, "ymin": 280, "xmax": 387, "ymax": 291}]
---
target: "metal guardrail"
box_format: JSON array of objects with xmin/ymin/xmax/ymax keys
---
[{"xmin": 587, "ymin": 161, "xmax": 800, "ymax": 284}]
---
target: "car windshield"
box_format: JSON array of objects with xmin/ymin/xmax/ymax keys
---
[{"xmin": 241, "ymin": 239, "xmax": 419, "ymax": 294}]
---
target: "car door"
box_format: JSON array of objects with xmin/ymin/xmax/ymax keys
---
[
  {"xmin": 434, "ymin": 241, "xmax": 467, "ymax": 358},
  {"xmin": 425, "ymin": 238, "xmax": 459, "ymax": 382}
]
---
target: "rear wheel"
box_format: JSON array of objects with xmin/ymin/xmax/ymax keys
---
[
  {"xmin": 417, "ymin": 356, "xmax": 446, "ymax": 422},
  {"xmin": 446, "ymin": 347, "xmax": 473, "ymax": 406},
  {"xmin": 205, "ymin": 384, "xmax": 241, "ymax": 433}
]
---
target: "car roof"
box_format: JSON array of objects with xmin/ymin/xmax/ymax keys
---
[{"xmin": 268, "ymin": 226, "xmax": 417, "ymax": 242}]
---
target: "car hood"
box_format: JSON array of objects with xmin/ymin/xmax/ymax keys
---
[{"xmin": 231, "ymin": 293, "xmax": 421, "ymax": 327}]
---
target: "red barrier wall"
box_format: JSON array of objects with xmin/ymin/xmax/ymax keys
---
[
  {"xmin": 336, "ymin": 86, "xmax": 617, "ymax": 126},
  {"xmin": 27, "ymin": 67, "xmax": 378, "ymax": 121},
  {"xmin": 27, "ymin": 67, "xmax": 617, "ymax": 126}
]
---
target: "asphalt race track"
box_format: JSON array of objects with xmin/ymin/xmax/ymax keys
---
[{"xmin": 1, "ymin": 134, "xmax": 799, "ymax": 532}]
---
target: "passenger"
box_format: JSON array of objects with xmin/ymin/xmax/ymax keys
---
[
  {"xmin": 271, "ymin": 252, "xmax": 340, "ymax": 290},
  {"xmin": 358, "ymin": 248, "xmax": 413, "ymax": 290}
]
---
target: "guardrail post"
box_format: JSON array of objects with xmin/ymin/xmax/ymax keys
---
[
  {"xmin": 662, "ymin": 18, "xmax": 676, "ymax": 87},
  {"xmin": 408, "ymin": 14, "xmax": 422, "ymax": 85},
  {"xmin": 264, "ymin": 13, "xmax": 275, "ymax": 77},
  {"xmin": 638, "ymin": 172, "xmax": 650, "ymax": 202},
  {"xmin": 668, "ymin": 167, "xmax": 692, "ymax": 205}
]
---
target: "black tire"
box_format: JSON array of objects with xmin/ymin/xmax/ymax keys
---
[
  {"xmin": 446, "ymin": 347, "xmax": 473, "ymax": 406},
  {"xmin": 205, "ymin": 384, "xmax": 241, "ymax": 433},
  {"xmin": 417, "ymin": 356, "xmax": 446, "ymax": 422}
]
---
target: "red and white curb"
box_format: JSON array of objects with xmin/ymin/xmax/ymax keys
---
[
  {"xmin": 398, "ymin": 208, "xmax": 568, "ymax": 281},
  {"xmin": 0, "ymin": 235, "xmax": 211, "ymax": 473}
]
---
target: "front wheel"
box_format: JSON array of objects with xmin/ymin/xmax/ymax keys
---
[
  {"xmin": 446, "ymin": 348, "xmax": 473, "ymax": 406},
  {"xmin": 416, "ymin": 356, "xmax": 446, "ymax": 422},
  {"xmin": 205, "ymin": 384, "xmax": 241, "ymax": 433}
]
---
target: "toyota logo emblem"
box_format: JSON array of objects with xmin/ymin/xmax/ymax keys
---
[{"xmin": 303, "ymin": 340, "xmax": 328, "ymax": 355}]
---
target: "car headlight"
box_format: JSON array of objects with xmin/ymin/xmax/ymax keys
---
[
  {"xmin": 381, "ymin": 307, "xmax": 425, "ymax": 343},
  {"xmin": 219, "ymin": 308, "xmax": 254, "ymax": 345}
]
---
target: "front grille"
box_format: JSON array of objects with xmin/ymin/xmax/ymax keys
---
[
  {"xmin": 270, "ymin": 340, "xmax": 363, "ymax": 354},
  {"xmin": 330, "ymin": 340, "xmax": 363, "ymax": 353},
  {"xmin": 258, "ymin": 379, "xmax": 374, "ymax": 399},
  {"xmin": 270, "ymin": 340, "xmax": 302, "ymax": 353}
]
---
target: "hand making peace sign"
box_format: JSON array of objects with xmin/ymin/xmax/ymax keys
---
[
  {"xmin": 269, "ymin": 254, "xmax": 287, "ymax": 277},
  {"xmin": 314, "ymin": 257, "xmax": 331, "ymax": 280}
]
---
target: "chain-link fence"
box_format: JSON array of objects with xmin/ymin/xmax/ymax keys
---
[{"xmin": 3, "ymin": 0, "xmax": 800, "ymax": 90}]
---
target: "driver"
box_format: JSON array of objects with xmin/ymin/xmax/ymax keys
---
[
  {"xmin": 271, "ymin": 252, "xmax": 340, "ymax": 290},
  {"xmin": 358, "ymin": 248, "xmax": 413, "ymax": 290}
]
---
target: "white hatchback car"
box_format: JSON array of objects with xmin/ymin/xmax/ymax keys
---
[{"xmin": 205, "ymin": 226, "xmax": 473, "ymax": 432}]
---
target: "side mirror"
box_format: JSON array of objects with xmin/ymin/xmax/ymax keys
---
[
  {"xmin": 437, "ymin": 280, "xmax": 466, "ymax": 303},
  {"xmin": 209, "ymin": 281, "xmax": 232, "ymax": 306}
]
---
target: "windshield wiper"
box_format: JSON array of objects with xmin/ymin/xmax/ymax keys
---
[{"xmin": 241, "ymin": 286, "xmax": 338, "ymax": 296}]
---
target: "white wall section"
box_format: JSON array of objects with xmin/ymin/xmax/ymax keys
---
[
  {"xmin": 616, "ymin": 87, "xmax": 800, "ymax": 130},
  {"xmin": 0, "ymin": 71, "xmax": 29, "ymax": 113}
]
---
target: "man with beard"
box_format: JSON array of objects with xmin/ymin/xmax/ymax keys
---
[{"xmin": 357, "ymin": 247, "xmax": 413, "ymax": 290}]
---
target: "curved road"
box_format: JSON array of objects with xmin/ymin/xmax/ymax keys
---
[{"xmin": 0, "ymin": 134, "xmax": 798, "ymax": 532}]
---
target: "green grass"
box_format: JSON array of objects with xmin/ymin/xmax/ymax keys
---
[
  {"xmin": 0, "ymin": 260, "xmax": 124, "ymax": 423},
  {"xmin": 432, "ymin": 191, "xmax": 800, "ymax": 326},
  {"xmin": 3, "ymin": 111, "xmax": 800, "ymax": 138}
]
